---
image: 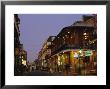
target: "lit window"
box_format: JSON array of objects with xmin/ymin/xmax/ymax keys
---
[{"xmin": 83, "ymin": 32, "xmax": 87, "ymax": 35}]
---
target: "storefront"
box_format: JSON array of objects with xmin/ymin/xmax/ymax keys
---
[{"xmin": 50, "ymin": 49, "xmax": 97, "ymax": 75}]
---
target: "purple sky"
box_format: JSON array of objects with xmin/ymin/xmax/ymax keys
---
[{"xmin": 19, "ymin": 14, "xmax": 84, "ymax": 63}]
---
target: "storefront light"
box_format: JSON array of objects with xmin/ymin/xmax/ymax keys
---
[
  {"xmin": 58, "ymin": 61, "xmax": 60, "ymax": 65},
  {"xmin": 79, "ymin": 50, "xmax": 82, "ymax": 53},
  {"xmin": 74, "ymin": 52, "xmax": 78, "ymax": 58},
  {"xmin": 62, "ymin": 55, "xmax": 65, "ymax": 59},
  {"xmin": 58, "ymin": 56, "xmax": 60, "ymax": 61}
]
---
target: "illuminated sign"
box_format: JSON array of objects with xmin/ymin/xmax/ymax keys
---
[{"xmin": 85, "ymin": 51, "xmax": 93, "ymax": 56}]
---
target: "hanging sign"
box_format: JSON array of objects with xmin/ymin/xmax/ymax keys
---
[{"xmin": 85, "ymin": 50, "xmax": 93, "ymax": 56}]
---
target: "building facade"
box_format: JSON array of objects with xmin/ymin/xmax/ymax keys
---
[
  {"xmin": 14, "ymin": 14, "xmax": 27, "ymax": 75},
  {"xmin": 50, "ymin": 15, "xmax": 97, "ymax": 75},
  {"xmin": 38, "ymin": 36, "xmax": 56, "ymax": 70}
]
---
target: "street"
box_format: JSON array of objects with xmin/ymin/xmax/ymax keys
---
[
  {"xmin": 21, "ymin": 68, "xmax": 96, "ymax": 76},
  {"xmin": 22, "ymin": 70, "xmax": 64, "ymax": 76}
]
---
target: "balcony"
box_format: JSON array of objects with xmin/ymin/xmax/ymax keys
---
[{"xmin": 51, "ymin": 44, "xmax": 83, "ymax": 55}]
